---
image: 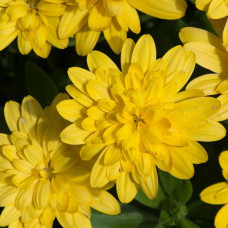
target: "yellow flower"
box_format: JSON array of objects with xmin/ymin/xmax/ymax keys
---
[
  {"xmin": 58, "ymin": 0, "xmax": 187, "ymax": 55},
  {"xmin": 180, "ymin": 26, "xmax": 228, "ymax": 121},
  {"xmin": 200, "ymin": 150, "xmax": 228, "ymax": 228},
  {"xmin": 57, "ymin": 34, "xmax": 226, "ymax": 203},
  {"xmin": 0, "ymin": 0, "xmax": 68, "ymax": 58},
  {"xmin": 195, "ymin": 0, "xmax": 228, "ymax": 50},
  {"xmin": 0, "ymin": 94, "xmax": 120, "ymax": 227}
]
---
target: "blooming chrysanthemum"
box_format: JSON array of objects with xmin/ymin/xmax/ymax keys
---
[
  {"xmin": 0, "ymin": 0, "xmax": 69, "ymax": 58},
  {"xmin": 58, "ymin": 0, "xmax": 187, "ymax": 55},
  {"xmin": 57, "ymin": 34, "xmax": 226, "ymax": 203},
  {"xmin": 180, "ymin": 27, "xmax": 228, "ymax": 121},
  {"xmin": 0, "ymin": 94, "xmax": 120, "ymax": 227},
  {"xmin": 200, "ymin": 150, "xmax": 228, "ymax": 228},
  {"xmin": 195, "ymin": 0, "xmax": 228, "ymax": 50}
]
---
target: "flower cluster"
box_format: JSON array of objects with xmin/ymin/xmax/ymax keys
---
[
  {"xmin": 57, "ymin": 34, "xmax": 225, "ymax": 203},
  {"xmin": 0, "ymin": 94, "xmax": 120, "ymax": 227},
  {"xmin": 2, "ymin": 1, "xmax": 228, "ymax": 228},
  {"xmin": 0, "ymin": 0, "xmax": 187, "ymax": 57}
]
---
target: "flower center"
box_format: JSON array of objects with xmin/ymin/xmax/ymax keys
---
[
  {"xmin": 27, "ymin": 0, "xmax": 39, "ymax": 8},
  {"xmin": 133, "ymin": 114, "xmax": 145, "ymax": 127},
  {"xmin": 38, "ymin": 161, "xmax": 54, "ymax": 181}
]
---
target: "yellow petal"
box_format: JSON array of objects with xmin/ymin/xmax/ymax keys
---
[
  {"xmin": 68, "ymin": 67, "xmax": 95, "ymax": 94},
  {"xmin": 15, "ymin": 178, "xmax": 36, "ymax": 209},
  {"xmin": 182, "ymin": 141, "xmax": 208, "ymax": 164},
  {"xmin": 33, "ymin": 180, "xmax": 51, "ymax": 209},
  {"xmin": 87, "ymin": 50, "xmax": 118, "ymax": 73},
  {"xmin": 56, "ymin": 211, "xmax": 74, "ymax": 228},
  {"xmin": 103, "ymin": 0, "xmax": 123, "ymax": 16},
  {"xmin": 127, "ymin": 0, "xmax": 187, "ymax": 19},
  {"xmin": 195, "ymin": 0, "xmax": 212, "ymax": 10},
  {"xmin": 57, "ymin": 99, "xmax": 85, "ymax": 122},
  {"xmin": 23, "ymin": 145, "xmax": 43, "ymax": 166},
  {"xmin": 219, "ymin": 150, "xmax": 228, "ymax": 180},
  {"xmin": 104, "ymin": 144, "xmax": 122, "ymax": 165},
  {"xmin": 169, "ymin": 147, "xmax": 194, "ymax": 179},
  {"xmin": 18, "ymin": 32, "xmax": 32, "ymax": 55},
  {"xmin": 200, "ymin": 182, "xmax": 228, "ymax": 204},
  {"xmin": 208, "ymin": 0, "xmax": 228, "ymax": 19},
  {"xmin": 88, "ymin": 1, "xmax": 112, "ymax": 31},
  {"xmin": 215, "ymin": 204, "xmax": 228, "ymax": 227},
  {"xmin": 117, "ymin": 1, "xmax": 140, "ymax": 34},
  {"xmin": 91, "ymin": 190, "xmax": 120, "ymax": 215},
  {"xmin": 121, "ymin": 38, "xmax": 135, "ymax": 74},
  {"xmin": 73, "ymin": 213, "xmax": 92, "ymax": 228},
  {"xmin": 0, "ymin": 185, "xmax": 18, "ymax": 206},
  {"xmin": 21, "ymin": 96, "xmax": 43, "ymax": 125},
  {"xmin": 4, "ymin": 100, "xmax": 20, "ymax": 132},
  {"xmin": 0, "ymin": 206, "xmax": 20, "ymax": 227},
  {"xmin": 60, "ymin": 121, "xmax": 91, "ymax": 145},
  {"xmin": 66, "ymin": 84, "xmax": 94, "ymax": 107},
  {"xmin": 58, "ymin": 7, "xmax": 88, "ymax": 39},
  {"xmin": 211, "ymin": 95, "xmax": 228, "ymax": 121},
  {"xmin": 186, "ymin": 74, "xmax": 222, "ymax": 95},
  {"xmin": 184, "ymin": 42, "xmax": 228, "ymax": 73},
  {"xmin": 180, "ymin": 27, "xmax": 226, "ymax": 51},
  {"xmin": 80, "ymin": 145, "xmax": 106, "ymax": 160},
  {"xmin": 140, "ymin": 164, "xmax": 158, "ymax": 199},
  {"xmin": 75, "ymin": 24, "xmax": 100, "ymax": 56},
  {"xmin": 86, "ymin": 80, "xmax": 110, "ymax": 100},
  {"xmin": 90, "ymin": 152, "xmax": 109, "ymax": 188},
  {"xmin": 116, "ymin": 171, "xmax": 138, "ymax": 203},
  {"xmin": 104, "ymin": 18, "xmax": 127, "ymax": 54},
  {"xmin": 131, "ymin": 34, "xmax": 156, "ymax": 73}
]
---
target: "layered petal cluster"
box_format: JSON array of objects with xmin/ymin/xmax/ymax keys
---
[
  {"xmin": 195, "ymin": 0, "xmax": 228, "ymax": 50},
  {"xmin": 57, "ymin": 34, "xmax": 226, "ymax": 203},
  {"xmin": 0, "ymin": 94, "xmax": 120, "ymax": 227},
  {"xmin": 200, "ymin": 151, "xmax": 228, "ymax": 228},
  {"xmin": 180, "ymin": 27, "xmax": 228, "ymax": 121},
  {"xmin": 0, "ymin": 0, "xmax": 68, "ymax": 58},
  {"xmin": 59, "ymin": 0, "xmax": 187, "ymax": 55}
]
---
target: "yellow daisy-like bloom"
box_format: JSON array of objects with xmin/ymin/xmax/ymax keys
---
[
  {"xmin": 200, "ymin": 150, "xmax": 228, "ymax": 228},
  {"xmin": 180, "ymin": 26, "xmax": 228, "ymax": 121},
  {"xmin": 0, "ymin": 0, "xmax": 68, "ymax": 58},
  {"xmin": 58, "ymin": 0, "xmax": 187, "ymax": 55},
  {"xmin": 0, "ymin": 94, "xmax": 120, "ymax": 227},
  {"xmin": 195, "ymin": 0, "xmax": 228, "ymax": 50},
  {"xmin": 57, "ymin": 34, "xmax": 226, "ymax": 203}
]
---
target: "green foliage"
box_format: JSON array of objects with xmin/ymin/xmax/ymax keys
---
[{"xmin": 25, "ymin": 62, "xmax": 58, "ymax": 107}]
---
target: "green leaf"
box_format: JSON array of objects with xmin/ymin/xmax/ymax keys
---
[
  {"xmin": 158, "ymin": 171, "xmax": 193, "ymax": 203},
  {"xmin": 25, "ymin": 62, "xmax": 58, "ymax": 107},
  {"xmin": 174, "ymin": 181, "xmax": 193, "ymax": 203},
  {"xmin": 179, "ymin": 218, "xmax": 200, "ymax": 228},
  {"xmin": 135, "ymin": 185, "xmax": 165, "ymax": 208},
  {"xmin": 91, "ymin": 204, "xmax": 158, "ymax": 228},
  {"xmin": 159, "ymin": 210, "xmax": 171, "ymax": 225}
]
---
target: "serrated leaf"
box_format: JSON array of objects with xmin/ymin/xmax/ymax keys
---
[
  {"xmin": 135, "ymin": 185, "xmax": 165, "ymax": 208},
  {"xmin": 25, "ymin": 62, "xmax": 58, "ymax": 107}
]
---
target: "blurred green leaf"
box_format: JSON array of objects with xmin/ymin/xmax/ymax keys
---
[
  {"xmin": 135, "ymin": 185, "xmax": 165, "ymax": 208},
  {"xmin": 91, "ymin": 204, "xmax": 158, "ymax": 228},
  {"xmin": 159, "ymin": 210, "xmax": 171, "ymax": 225},
  {"xmin": 179, "ymin": 218, "xmax": 200, "ymax": 228},
  {"xmin": 159, "ymin": 171, "xmax": 193, "ymax": 203},
  {"xmin": 25, "ymin": 62, "xmax": 58, "ymax": 107}
]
